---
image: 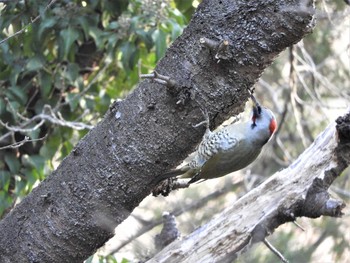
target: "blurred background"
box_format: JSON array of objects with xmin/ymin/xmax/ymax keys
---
[{"xmin": 0, "ymin": 0, "xmax": 349, "ymax": 262}]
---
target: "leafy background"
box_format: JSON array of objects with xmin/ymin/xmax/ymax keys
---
[{"xmin": 0, "ymin": 0, "xmax": 349, "ymax": 262}]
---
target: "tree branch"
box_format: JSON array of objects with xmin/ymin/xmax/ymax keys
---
[
  {"xmin": 0, "ymin": 135, "xmax": 47, "ymax": 150},
  {"xmin": 0, "ymin": 104, "xmax": 93, "ymax": 146}
]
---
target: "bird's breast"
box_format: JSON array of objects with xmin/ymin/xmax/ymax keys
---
[{"xmin": 200, "ymin": 139, "xmax": 262, "ymax": 180}]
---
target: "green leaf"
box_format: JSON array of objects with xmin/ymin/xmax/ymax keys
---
[
  {"xmin": 30, "ymin": 167, "xmax": 45, "ymax": 181},
  {"xmin": 175, "ymin": 0, "xmax": 194, "ymax": 12},
  {"xmin": 174, "ymin": 0, "xmax": 195, "ymax": 21},
  {"xmin": 39, "ymin": 70, "xmax": 52, "ymax": 97},
  {"xmin": 0, "ymin": 67, "xmax": 12, "ymax": 81},
  {"xmin": 0, "ymin": 191, "xmax": 13, "ymax": 218},
  {"xmin": 59, "ymin": 27, "xmax": 79, "ymax": 60},
  {"xmin": 89, "ymin": 0, "xmax": 99, "ymax": 9},
  {"xmin": 67, "ymin": 93, "xmax": 79, "ymax": 111},
  {"xmin": 152, "ymin": 29, "xmax": 167, "ymax": 60},
  {"xmin": 22, "ymin": 29, "xmax": 35, "ymax": 56},
  {"xmin": 39, "ymin": 131, "xmax": 61, "ymax": 159},
  {"xmin": 0, "ymin": 41, "xmax": 12, "ymax": 65},
  {"xmin": 4, "ymin": 153, "xmax": 20, "ymax": 174},
  {"xmin": 37, "ymin": 17, "xmax": 57, "ymax": 40},
  {"xmin": 60, "ymin": 141, "xmax": 73, "ymax": 159},
  {"xmin": 26, "ymin": 56, "xmax": 44, "ymax": 71},
  {"xmin": 21, "ymin": 154, "xmax": 45, "ymax": 170},
  {"xmin": 65, "ymin": 63, "xmax": 79, "ymax": 84},
  {"xmin": 101, "ymin": 0, "xmax": 128, "ymax": 17},
  {"xmin": 135, "ymin": 29, "xmax": 153, "ymax": 50},
  {"xmin": 106, "ymin": 21, "xmax": 119, "ymax": 30},
  {"xmin": 168, "ymin": 19, "xmax": 183, "ymax": 41},
  {"xmin": 76, "ymin": 16, "xmax": 104, "ymax": 48},
  {"xmin": 0, "ymin": 171, "xmax": 11, "ymax": 192},
  {"xmin": 120, "ymin": 41, "xmax": 137, "ymax": 71},
  {"xmin": 106, "ymin": 33, "xmax": 119, "ymax": 52},
  {"xmin": 14, "ymin": 175, "xmax": 27, "ymax": 196},
  {"xmin": 25, "ymin": 128, "xmax": 40, "ymax": 141},
  {"xmin": 88, "ymin": 26, "xmax": 104, "ymax": 49},
  {"xmin": 0, "ymin": 97, "xmax": 5, "ymax": 115},
  {"xmin": 5, "ymin": 86, "xmax": 28, "ymax": 105}
]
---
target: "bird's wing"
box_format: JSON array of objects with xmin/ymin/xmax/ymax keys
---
[
  {"xmin": 187, "ymin": 152, "xmax": 223, "ymax": 183},
  {"xmin": 192, "ymin": 129, "xmax": 241, "ymax": 181}
]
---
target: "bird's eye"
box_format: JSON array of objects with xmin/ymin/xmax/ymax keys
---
[
  {"xmin": 253, "ymin": 105, "xmax": 261, "ymax": 117},
  {"xmin": 257, "ymin": 105, "xmax": 262, "ymax": 115}
]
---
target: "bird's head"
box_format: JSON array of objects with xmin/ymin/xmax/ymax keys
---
[{"xmin": 250, "ymin": 94, "xmax": 277, "ymax": 137}]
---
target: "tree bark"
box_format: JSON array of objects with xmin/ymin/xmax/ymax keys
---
[
  {"xmin": 147, "ymin": 112, "xmax": 350, "ymax": 263},
  {"xmin": 0, "ymin": 0, "xmax": 316, "ymax": 262}
]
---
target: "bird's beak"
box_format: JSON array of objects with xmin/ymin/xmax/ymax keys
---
[
  {"xmin": 250, "ymin": 94, "xmax": 262, "ymax": 120},
  {"xmin": 250, "ymin": 94, "xmax": 259, "ymax": 108}
]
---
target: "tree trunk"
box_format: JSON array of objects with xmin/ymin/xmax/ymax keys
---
[
  {"xmin": 147, "ymin": 112, "xmax": 350, "ymax": 263},
  {"xmin": 0, "ymin": 0, "xmax": 316, "ymax": 262}
]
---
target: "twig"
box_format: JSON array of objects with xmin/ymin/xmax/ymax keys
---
[
  {"xmin": 0, "ymin": 104, "xmax": 93, "ymax": 143},
  {"xmin": 263, "ymin": 238, "xmax": 289, "ymax": 263},
  {"xmin": 0, "ymin": 135, "xmax": 48, "ymax": 150},
  {"xmin": 0, "ymin": 119, "xmax": 45, "ymax": 133},
  {"xmin": 4, "ymin": 98, "xmax": 29, "ymax": 122},
  {"xmin": 199, "ymin": 37, "xmax": 219, "ymax": 50},
  {"xmin": 289, "ymin": 46, "xmax": 308, "ymax": 148},
  {"xmin": 140, "ymin": 71, "xmax": 176, "ymax": 88},
  {"xmin": 292, "ymin": 220, "xmax": 305, "ymax": 231},
  {"xmin": 0, "ymin": 0, "xmax": 58, "ymax": 45},
  {"xmin": 199, "ymin": 37, "xmax": 232, "ymax": 61},
  {"xmin": 330, "ymin": 185, "xmax": 350, "ymax": 199}
]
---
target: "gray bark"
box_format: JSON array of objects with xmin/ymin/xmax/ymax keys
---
[{"xmin": 0, "ymin": 0, "xmax": 316, "ymax": 262}]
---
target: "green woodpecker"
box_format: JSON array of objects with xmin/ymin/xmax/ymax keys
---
[{"xmin": 156, "ymin": 95, "xmax": 277, "ymax": 184}]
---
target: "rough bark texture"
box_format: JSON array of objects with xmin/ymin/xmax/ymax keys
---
[
  {"xmin": 147, "ymin": 112, "xmax": 350, "ymax": 263},
  {"xmin": 0, "ymin": 0, "xmax": 315, "ymax": 262}
]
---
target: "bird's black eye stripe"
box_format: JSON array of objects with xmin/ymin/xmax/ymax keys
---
[
  {"xmin": 253, "ymin": 104, "xmax": 261, "ymax": 117},
  {"xmin": 257, "ymin": 105, "xmax": 262, "ymax": 115},
  {"xmin": 253, "ymin": 107, "xmax": 258, "ymax": 117}
]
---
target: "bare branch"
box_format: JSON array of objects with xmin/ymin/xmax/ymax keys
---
[
  {"xmin": 140, "ymin": 71, "xmax": 176, "ymax": 88},
  {"xmin": 289, "ymin": 46, "xmax": 309, "ymax": 148},
  {"xmin": 263, "ymin": 238, "xmax": 289, "ymax": 263},
  {"xmin": 0, "ymin": 119, "xmax": 45, "ymax": 133},
  {"xmin": 330, "ymin": 185, "xmax": 350, "ymax": 199},
  {"xmin": 0, "ymin": 105, "xmax": 93, "ymax": 143},
  {"xmin": 0, "ymin": 135, "xmax": 48, "ymax": 151}
]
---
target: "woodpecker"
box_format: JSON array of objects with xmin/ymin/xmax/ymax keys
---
[{"xmin": 155, "ymin": 95, "xmax": 277, "ymax": 185}]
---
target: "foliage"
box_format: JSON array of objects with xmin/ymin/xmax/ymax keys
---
[{"xmin": 0, "ymin": 0, "xmax": 191, "ymax": 218}]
